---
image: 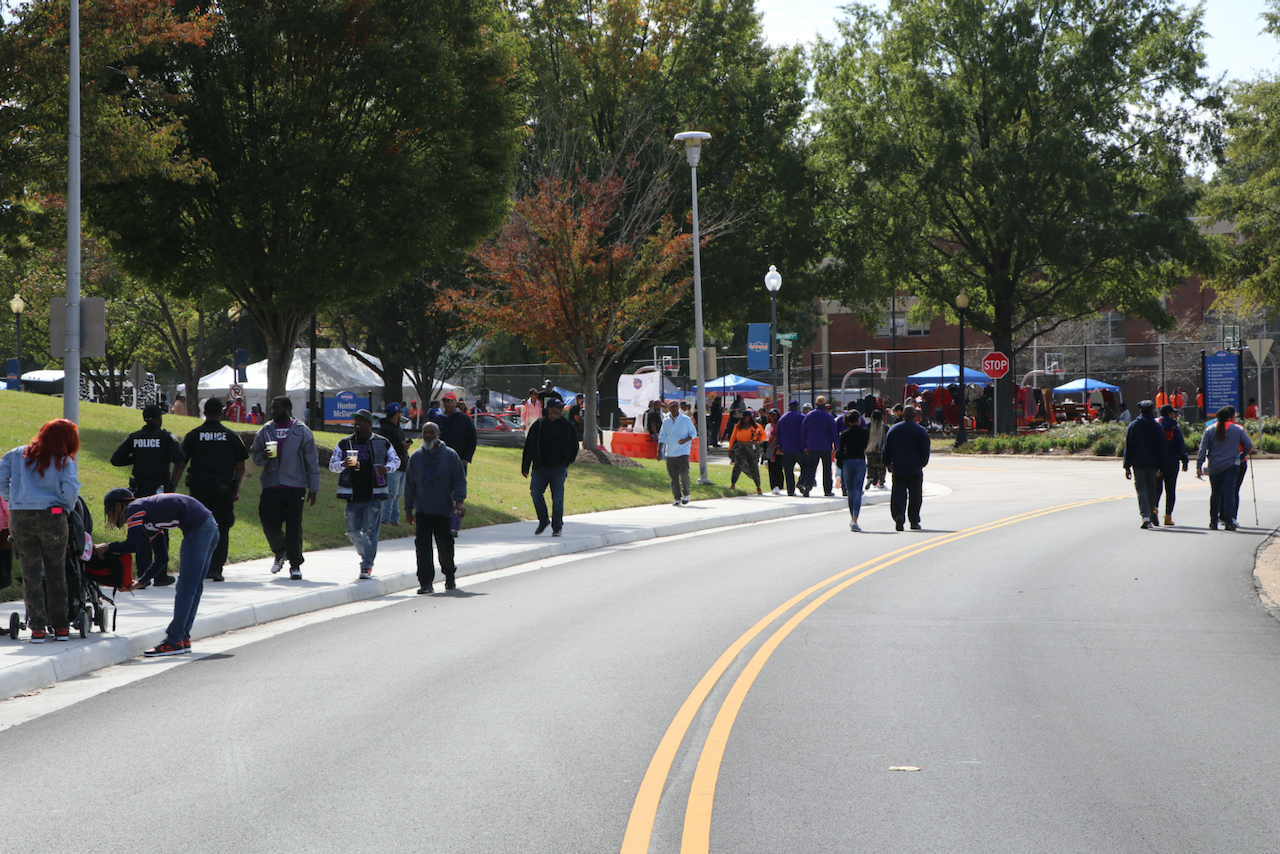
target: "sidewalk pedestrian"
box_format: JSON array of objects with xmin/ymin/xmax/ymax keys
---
[
  {"xmin": 801, "ymin": 395, "xmax": 840, "ymax": 497},
  {"xmin": 865, "ymin": 410, "xmax": 887, "ymax": 489},
  {"xmin": 329, "ymin": 409, "xmax": 400, "ymax": 580},
  {"xmin": 520, "ymin": 388, "xmax": 543, "ymax": 434},
  {"xmin": 728, "ymin": 410, "xmax": 765, "ymax": 494},
  {"xmin": 658, "ymin": 399, "xmax": 697, "ymax": 505},
  {"xmin": 763, "ymin": 409, "xmax": 783, "ymax": 494},
  {"xmin": 170, "ymin": 394, "xmax": 188, "ymax": 417},
  {"xmin": 521, "ymin": 397, "xmax": 579, "ymax": 536},
  {"xmin": 171, "ymin": 397, "xmax": 249, "ymax": 582},
  {"xmin": 836, "ymin": 411, "xmax": 870, "ymax": 531},
  {"xmin": 1122, "ymin": 400, "xmax": 1166, "ymax": 529},
  {"xmin": 250, "ymin": 396, "xmax": 320, "ymax": 579},
  {"xmin": 775, "ymin": 400, "xmax": 804, "ymax": 495},
  {"xmin": 1196, "ymin": 406, "xmax": 1253, "ymax": 531},
  {"xmin": 377, "ymin": 402, "xmax": 411, "ymax": 526},
  {"xmin": 883, "ymin": 404, "xmax": 930, "ymax": 531},
  {"xmin": 1155, "ymin": 404, "xmax": 1189, "ymax": 526},
  {"xmin": 708, "ymin": 395, "xmax": 723, "ymax": 448},
  {"xmin": 431, "ymin": 392, "xmax": 477, "ymax": 470},
  {"xmin": 406, "ymin": 422, "xmax": 467, "ymax": 593},
  {"xmin": 98, "ymin": 489, "xmax": 218, "ymax": 656},
  {"xmin": 109, "ymin": 404, "xmax": 185, "ymax": 587},
  {"xmin": 0, "ymin": 419, "xmax": 80, "ymax": 643}
]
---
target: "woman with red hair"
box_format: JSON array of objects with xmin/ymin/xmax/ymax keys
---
[{"xmin": 0, "ymin": 418, "xmax": 81, "ymax": 642}]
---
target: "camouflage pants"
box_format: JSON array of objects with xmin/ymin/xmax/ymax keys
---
[{"xmin": 9, "ymin": 509, "xmax": 69, "ymax": 631}]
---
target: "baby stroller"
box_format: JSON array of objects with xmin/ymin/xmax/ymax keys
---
[{"xmin": 7, "ymin": 498, "xmax": 117, "ymax": 640}]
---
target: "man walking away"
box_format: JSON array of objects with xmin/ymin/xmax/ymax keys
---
[
  {"xmin": 1156, "ymin": 404, "xmax": 1189, "ymax": 526},
  {"xmin": 775, "ymin": 400, "xmax": 805, "ymax": 496},
  {"xmin": 521, "ymin": 397, "xmax": 579, "ymax": 536},
  {"xmin": 645, "ymin": 400, "xmax": 665, "ymax": 461},
  {"xmin": 377, "ymin": 403, "xmax": 411, "ymax": 526},
  {"xmin": 801, "ymin": 395, "xmax": 840, "ymax": 497},
  {"xmin": 171, "ymin": 397, "xmax": 248, "ymax": 582},
  {"xmin": 882, "ymin": 404, "xmax": 930, "ymax": 531},
  {"xmin": 708, "ymin": 395, "xmax": 723, "ymax": 448},
  {"xmin": 406, "ymin": 422, "xmax": 467, "ymax": 593},
  {"xmin": 110, "ymin": 404, "xmax": 185, "ymax": 586},
  {"xmin": 329, "ymin": 409, "xmax": 400, "ymax": 580},
  {"xmin": 430, "ymin": 391, "xmax": 476, "ymax": 538},
  {"xmin": 250, "ymin": 396, "xmax": 320, "ymax": 579},
  {"xmin": 1122, "ymin": 399, "xmax": 1166, "ymax": 529},
  {"xmin": 658, "ymin": 399, "xmax": 697, "ymax": 505}
]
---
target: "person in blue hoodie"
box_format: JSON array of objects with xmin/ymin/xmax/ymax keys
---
[
  {"xmin": 405, "ymin": 422, "xmax": 467, "ymax": 593},
  {"xmin": 801, "ymin": 396, "xmax": 840, "ymax": 497},
  {"xmin": 1154, "ymin": 403, "xmax": 1189, "ymax": 526},
  {"xmin": 1122, "ymin": 399, "xmax": 1167, "ymax": 529},
  {"xmin": 775, "ymin": 400, "xmax": 806, "ymax": 496}
]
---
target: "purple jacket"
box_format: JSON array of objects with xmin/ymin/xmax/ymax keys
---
[
  {"xmin": 775, "ymin": 410, "xmax": 805, "ymax": 454},
  {"xmin": 802, "ymin": 409, "xmax": 840, "ymax": 452}
]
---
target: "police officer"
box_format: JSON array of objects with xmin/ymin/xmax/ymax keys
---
[
  {"xmin": 171, "ymin": 397, "xmax": 249, "ymax": 582},
  {"xmin": 110, "ymin": 404, "xmax": 185, "ymax": 585}
]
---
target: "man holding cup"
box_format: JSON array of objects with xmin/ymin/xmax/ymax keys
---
[
  {"xmin": 251, "ymin": 396, "xmax": 320, "ymax": 579},
  {"xmin": 328, "ymin": 409, "xmax": 399, "ymax": 580}
]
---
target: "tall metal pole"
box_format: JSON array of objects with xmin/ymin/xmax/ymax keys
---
[
  {"xmin": 310, "ymin": 314, "xmax": 318, "ymax": 429},
  {"xmin": 676, "ymin": 131, "xmax": 713, "ymax": 485},
  {"xmin": 770, "ymin": 293, "xmax": 778, "ymax": 410},
  {"xmin": 64, "ymin": 0, "xmax": 82, "ymax": 423},
  {"xmin": 955, "ymin": 307, "xmax": 967, "ymax": 445}
]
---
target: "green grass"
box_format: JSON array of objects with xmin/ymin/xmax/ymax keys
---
[{"xmin": 1, "ymin": 390, "xmax": 738, "ymax": 601}]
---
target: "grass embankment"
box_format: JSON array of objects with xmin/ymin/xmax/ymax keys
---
[
  {"xmin": 0, "ymin": 391, "xmax": 737, "ymax": 601},
  {"xmin": 954, "ymin": 417, "xmax": 1280, "ymax": 456}
]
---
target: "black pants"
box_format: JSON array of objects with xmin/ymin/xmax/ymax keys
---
[
  {"xmin": 780, "ymin": 452, "xmax": 801, "ymax": 495},
  {"xmin": 1156, "ymin": 465, "xmax": 1180, "ymax": 516},
  {"xmin": 766, "ymin": 457, "xmax": 783, "ymax": 492},
  {"xmin": 890, "ymin": 470, "xmax": 924, "ymax": 525},
  {"xmin": 800, "ymin": 451, "xmax": 832, "ymax": 494},
  {"xmin": 191, "ymin": 485, "xmax": 236, "ymax": 576},
  {"xmin": 259, "ymin": 487, "xmax": 306, "ymax": 569},
  {"xmin": 415, "ymin": 513, "xmax": 455, "ymax": 586}
]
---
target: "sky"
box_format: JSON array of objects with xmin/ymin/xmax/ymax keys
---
[{"xmin": 755, "ymin": 0, "xmax": 1280, "ymax": 84}]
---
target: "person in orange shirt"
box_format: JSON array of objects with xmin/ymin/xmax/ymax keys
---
[
  {"xmin": 1246, "ymin": 397, "xmax": 1259, "ymax": 419},
  {"xmin": 1172, "ymin": 388, "xmax": 1186, "ymax": 409},
  {"xmin": 408, "ymin": 401, "xmax": 421, "ymax": 431},
  {"xmin": 1155, "ymin": 387, "xmax": 1168, "ymax": 408},
  {"xmin": 727, "ymin": 410, "xmax": 766, "ymax": 494}
]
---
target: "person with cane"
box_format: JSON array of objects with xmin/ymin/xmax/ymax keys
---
[{"xmin": 1196, "ymin": 406, "xmax": 1253, "ymax": 531}]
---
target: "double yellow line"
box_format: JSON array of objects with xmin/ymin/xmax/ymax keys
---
[{"xmin": 619, "ymin": 496, "xmax": 1123, "ymax": 854}]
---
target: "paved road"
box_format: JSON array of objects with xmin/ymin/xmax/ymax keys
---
[{"xmin": 3, "ymin": 458, "xmax": 1279, "ymax": 853}]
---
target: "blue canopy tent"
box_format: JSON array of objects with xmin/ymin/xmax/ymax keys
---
[
  {"xmin": 906, "ymin": 364, "xmax": 990, "ymax": 389},
  {"xmin": 704, "ymin": 373, "xmax": 768, "ymax": 394},
  {"xmin": 1052, "ymin": 378, "xmax": 1120, "ymax": 395}
]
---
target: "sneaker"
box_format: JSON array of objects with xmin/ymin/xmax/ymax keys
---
[
  {"xmin": 681, "ymin": 495, "xmax": 690, "ymax": 505},
  {"xmin": 799, "ymin": 485, "xmax": 811, "ymax": 497},
  {"xmin": 154, "ymin": 574, "xmax": 175, "ymax": 586},
  {"xmin": 29, "ymin": 629, "xmax": 47, "ymax": 644},
  {"xmin": 1210, "ymin": 521, "xmax": 1219, "ymax": 530},
  {"xmin": 1225, "ymin": 522, "xmax": 1238, "ymax": 531},
  {"xmin": 270, "ymin": 554, "xmax": 286, "ymax": 574},
  {"xmin": 1141, "ymin": 520, "xmax": 1151, "ymax": 529},
  {"xmin": 673, "ymin": 500, "xmax": 682, "ymax": 507},
  {"xmin": 850, "ymin": 521, "xmax": 861, "ymax": 532},
  {"xmin": 535, "ymin": 521, "xmax": 550, "ymax": 535},
  {"xmin": 552, "ymin": 529, "xmax": 563, "ymax": 537},
  {"xmin": 1163, "ymin": 514, "xmax": 1174, "ymax": 526},
  {"xmin": 824, "ymin": 493, "xmax": 836, "ymax": 498},
  {"xmin": 771, "ymin": 488, "xmax": 781, "ymax": 495},
  {"xmin": 143, "ymin": 639, "xmax": 186, "ymax": 657},
  {"xmin": 418, "ymin": 584, "xmax": 434, "ymax": 594},
  {"xmin": 358, "ymin": 570, "xmax": 372, "ymax": 580},
  {"xmin": 1149, "ymin": 515, "xmax": 1160, "ymax": 527},
  {"xmin": 289, "ymin": 567, "xmax": 302, "ymax": 580},
  {"xmin": 181, "ymin": 639, "xmax": 191, "ymax": 652},
  {"xmin": 451, "ymin": 529, "xmax": 459, "ymax": 538},
  {"xmin": 54, "ymin": 628, "xmax": 70, "ymax": 641}
]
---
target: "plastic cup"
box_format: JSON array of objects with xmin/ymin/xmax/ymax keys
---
[
  {"xmin": 265, "ymin": 440, "xmax": 278, "ymax": 458},
  {"xmin": 346, "ymin": 449, "xmax": 359, "ymax": 468}
]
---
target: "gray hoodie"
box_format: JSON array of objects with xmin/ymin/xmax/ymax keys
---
[{"xmin": 251, "ymin": 419, "xmax": 321, "ymax": 493}]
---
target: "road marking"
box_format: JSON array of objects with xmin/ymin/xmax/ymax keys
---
[{"xmin": 619, "ymin": 496, "xmax": 1123, "ymax": 854}]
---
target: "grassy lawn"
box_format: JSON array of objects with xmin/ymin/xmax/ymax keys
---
[{"xmin": 1, "ymin": 390, "xmax": 738, "ymax": 601}]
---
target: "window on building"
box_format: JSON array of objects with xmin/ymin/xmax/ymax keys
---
[{"xmin": 875, "ymin": 301, "xmax": 931, "ymax": 337}]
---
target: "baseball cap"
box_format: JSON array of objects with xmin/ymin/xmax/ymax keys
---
[
  {"xmin": 142, "ymin": 404, "xmax": 163, "ymax": 419},
  {"xmin": 353, "ymin": 409, "xmax": 374, "ymax": 423},
  {"xmin": 442, "ymin": 392, "xmax": 457, "ymax": 401},
  {"xmin": 385, "ymin": 402, "xmax": 403, "ymax": 414},
  {"xmin": 104, "ymin": 487, "xmax": 135, "ymax": 506},
  {"xmin": 546, "ymin": 397, "xmax": 565, "ymax": 409}
]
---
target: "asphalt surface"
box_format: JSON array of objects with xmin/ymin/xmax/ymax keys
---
[{"xmin": 3, "ymin": 457, "xmax": 1279, "ymax": 853}]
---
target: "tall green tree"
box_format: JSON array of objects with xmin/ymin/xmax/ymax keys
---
[
  {"xmin": 812, "ymin": 0, "xmax": 1222, "ymax": 430},
  {"xmin": 86, "ymin": 0, "xmax": 527, "ymax": 399}
]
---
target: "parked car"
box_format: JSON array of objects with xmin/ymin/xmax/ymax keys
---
[{"xmin": 475, "ymin": 412, "xmax": 526, "ymax": 448}]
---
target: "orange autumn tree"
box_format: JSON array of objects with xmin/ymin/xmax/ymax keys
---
[{"xmin": 463, "ymin": 173, "xmax": 694, "ymax": 450}]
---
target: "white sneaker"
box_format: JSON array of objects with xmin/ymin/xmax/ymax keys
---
[
  {"xmin": 358, "ymin": 569, "xmax": 372, "ymax": 580},
  {"xmin": 270, "ymin": 554, "xmax": 285, "ymax": 574},
  {"xmin": 673, "ymin": 500, "xmax": 682, "ymax": 506},
  {"xmin": 771, "ymin": 487, "xmax": 781, "ymax": 495},
  {"xmin": 681, "ymin": 495, "xmax": 689, "ymax": 505},
  {"xmin": 850, "ymin": 521, "xmax": 861, "ymax": 532}
]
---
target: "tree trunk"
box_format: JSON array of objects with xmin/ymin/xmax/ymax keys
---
[
  {"xmin": 256, "ymin": 310, "xmax": 307, "ymax": 403},
  {"xmin": 990, "ymin": 330, "xmax": 1017, "ymax": 435},
  {"xmin": 583, "ymin": 364, "xmax": 602, "ymax": 451}
]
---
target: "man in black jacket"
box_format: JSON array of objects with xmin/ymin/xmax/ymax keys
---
[
  {"xmin": 882, "ymin": 404, "xmax": 931, "ymax": 531},
  {"xmin": 521, "ymin": 397, "xmax": 579, "ymax": 536},
  {"xmin": 1122, "ymin": 399, "xmax": 1167, "ymax": 528},
  {"xmin": 430, "ymin": 392, "xmax": 478, "ymax": 469},
  {"xmin": 110, "ymin": 404, "xmax": 185, "ymax": 585},
  {"xmin": 171, "ymin": 397, "xmax": 250, "ymax": 581}
]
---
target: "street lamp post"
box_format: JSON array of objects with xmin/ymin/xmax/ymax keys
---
[
  {"xmin": 764, "ymin": 265, "xmax": 782, "ymax": 411},
  {"xmin": 10, "ymin": 294, "xmax": 25, "ymax": 392},
  {"xmin": 228, "ymin": 306, "xmax": 242, "ymax": 380},
  {"xmin": 674, "ymin": 130, "xmax": 713, "ymax": 484},
  {"xmin": 955, "ymin": 292, "xmax": 969, "ymax": 446}
]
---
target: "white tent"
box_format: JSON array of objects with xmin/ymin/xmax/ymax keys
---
[{"xmin": 182, "ymin": 348, "xmax": 463, "ymax": 413}]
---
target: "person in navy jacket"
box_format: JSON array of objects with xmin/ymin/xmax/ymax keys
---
[{"xmin": 882, "ymin": 405, "xmax": 931, "ymax": 531}]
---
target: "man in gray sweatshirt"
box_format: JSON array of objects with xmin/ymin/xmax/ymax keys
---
[
  {"xmin": 406, "ymin": 422, "xmax": 467, "ymax": 593},
  {"xmin": 250, "ymin": 396, "xmax": 321, "ymax": 579}
]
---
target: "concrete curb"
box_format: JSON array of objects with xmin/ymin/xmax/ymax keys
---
[{"xmin": 0, "ymin": 491, "xmax": 886, "ymax": 702}]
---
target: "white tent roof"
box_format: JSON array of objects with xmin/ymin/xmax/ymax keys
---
[{"xmin": 182, "ymin": 348, "xmax": 462, "ymax": 411}]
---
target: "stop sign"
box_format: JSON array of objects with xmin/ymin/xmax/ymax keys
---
[{"xmin": 982, "ymin": 351, "xmax": 1010, "ymax": 379}]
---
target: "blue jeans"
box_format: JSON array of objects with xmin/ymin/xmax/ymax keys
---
[
  {"xmin": 344, "ymin": 499, "xmax": 384, "ymax": 569},
  {"xmin": 1209, "ymin": 467, "xmax": 1240, "ymax": 525},
  {"xmin": 165, "ymin": 516, "xmax": 219, "ymax": 643},
  {"xmin": 530, "ymin": 465, "xmax": 568, "ymax": 531},
  {"xmin": 380, "ymin": 470, "xmax": 406, "ymax": 524},
  {"xmin": 842, "ymin": 459, "xmax": 867, "ymax": 517}
]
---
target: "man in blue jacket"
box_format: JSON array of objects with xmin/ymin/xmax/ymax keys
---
[
  {"xmin": 1122, "ymin": 399, "xmax": 1167, "ymax": 528},
  {"xmin": 882, "ymin": 405, "xmax": 931, "ymax": 531},
  {"xmin": 775, "ymin": 400, "xmax": 805, "ymax": 496},
  {"xmin": 406, "ymin": 422, "xmax": 467, "ymax": 593},
  {"xmin": 801, "ymin": 396, "xmax": 840, "ymax": 497},
  {"xmin": 1154, "ymin": 404, "xmax": 1189, "ymax": 526}
]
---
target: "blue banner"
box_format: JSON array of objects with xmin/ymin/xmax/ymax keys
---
[
  {"xmin": 1204, "ymin": 350, "xmax": 1240, "ymax": 414},
  {"xmin": 747, "ymin": 323, "xmax": 771, "ymax": 371},
  {"xmin": 324, "ymin": 390, "xmax": 368, "ymax": 425},
  {"xmin": 235, "ymin": 348, "xmax": 249, "ymax": 383},
  {"xmin": 5, "ymin": 358, "xmax": 19, "ymax": 391}
]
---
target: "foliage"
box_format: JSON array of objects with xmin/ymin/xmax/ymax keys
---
[
  {"xmin": 83, "ymin": 0, "xmax": 527, "ymax": 400},
  {"xmin": 458, "ymin": 174, "xmax": 693, "ymax": 447},
  {"xmin": 811, "ymin": 0, "xmax": 1224, "ymax": 430}
]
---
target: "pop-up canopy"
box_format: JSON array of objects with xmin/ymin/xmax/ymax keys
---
[{"xmin": 1052, "ymin": 377, "xmax": 1120, "ymax": 395}]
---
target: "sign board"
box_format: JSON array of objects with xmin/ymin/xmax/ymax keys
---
[
  {"xmin": 688, "ymin": 346, "xmax": 718, "ymax": 382},
  {"xmin": 981, "ymin": 351, "xmax": 1010, "ymax": 379},
  {"xmin": 48, "ymin": 297, "xmax": 107, "ymax": 358},
  {"xmin": 1247, "ymin": 337, "xmax": 1274, "ymax": 367},
  {"xmin": 747, "ymin": 323, "xmax": 770, "ymax": 370},
  {"xmin": 776, "ymin": 332, "xmax": 798, "ymax": 342},
  {"xmin": 1204, "ymin": 350, "xmax": 1240, "ymax": 413},
  {"xmin": 324, "ymin": 390, "xmax": 368, "ymax": 425},
  {"xmin": 617, "ymin": 372, "xmax": 663, "ymax": 418}
]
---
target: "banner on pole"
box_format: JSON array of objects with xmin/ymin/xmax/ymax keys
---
[{"xmin": 746, "ymin": 323, "xmax": 770, "ymax": 371}]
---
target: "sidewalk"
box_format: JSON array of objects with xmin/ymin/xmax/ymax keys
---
[{"xmin": 0, "ymin": 484, "xmax": 927, "ymax": 702}]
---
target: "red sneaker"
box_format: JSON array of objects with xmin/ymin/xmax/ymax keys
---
[
  {"xmin": 29, "ymin": 629, "xmax": 47, "ymax": 644},
  {"xmin": 143, "ymin": 639, "xmax": 186, "ymax": 657},
  {"xmin": 54, "ymin": 628, "xmax": 70, "ymax": 641}
]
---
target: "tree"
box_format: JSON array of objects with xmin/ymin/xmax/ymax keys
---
[
  {"xmin": 811, "ymin": 0, "xmax": 1223, "ymax": 431},
  {"xmin": 85, "ymin": 0, "xmax": 527, "ymax": 400},
  {"xmin": 456, "ymin": 173, "xmax": 693, "ymax": 448}
]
